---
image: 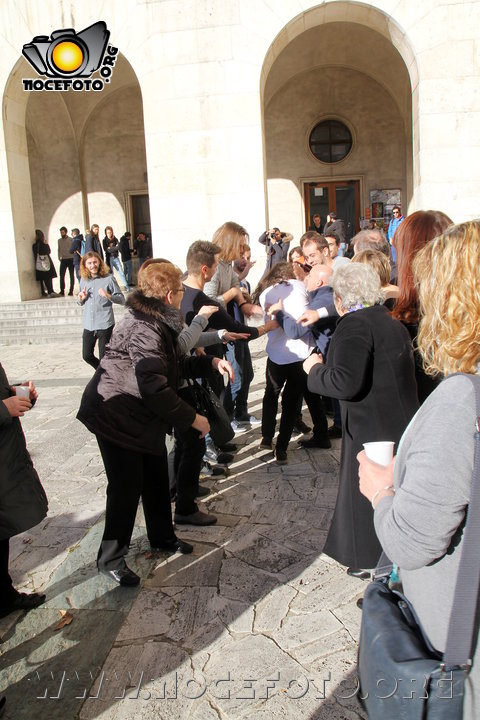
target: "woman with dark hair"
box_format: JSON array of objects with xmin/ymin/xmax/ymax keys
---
[
  {"xmin": 78, "ymin": 251, "xmax": 125, "ymax": 368},
  {"xmin": 77, "ymin": 261, "xmax": 228, "ymax": 586},
  {"xmin": 102, "ymin": 226, "xmax": 128, "ymax": 289},
  {"xmin": 32, "ymin": 229, "xmax": 58, "ymax": 297},
  {"xmin": 304, "ymin": 263, "xmax": 418, "ymax": 575},
  {"xmin": 391, "ymin": 210, "xmax": 453, "ymax": 402}
]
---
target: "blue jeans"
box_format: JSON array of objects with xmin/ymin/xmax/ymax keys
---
[
  {"xmin": 223, "ymin": 341, "xmax": 254, "ymax": 419},
  {"xmin": 110, "ymin": 256, "xmax": 128, "ymax": 288},
  {"xmin": 123, "ymin": 259, "xmax": 133, "ymax": 285}
]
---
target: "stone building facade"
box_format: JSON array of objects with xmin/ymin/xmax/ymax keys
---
[{"xmin": 1, "ymin": 0, "xmax": 479, "ymax": 300}]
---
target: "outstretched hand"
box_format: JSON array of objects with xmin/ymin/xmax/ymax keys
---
[
  {"xmin": 297, "ymin": 309, "xmax": 319, "ymax": 326},
  {"xmin": 197, "ymin": 305, "xmax": 220, "ymax": 319},
  {"xmin": 212, "ymin": 357, "xmax": 234, "ymax": 381}
]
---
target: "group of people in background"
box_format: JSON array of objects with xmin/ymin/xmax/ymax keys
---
[
  {"xmin": 32, "ymin": 225, "xmax": 153, "ymax": 298},
  {"xmin": 12, "ymin": 207, "xmax": 480, "ymax": 711}
]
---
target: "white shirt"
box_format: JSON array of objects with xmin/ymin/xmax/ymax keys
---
[{"xmin": 260, "ymin": 279, "xmax": 313, "ymax": 364}]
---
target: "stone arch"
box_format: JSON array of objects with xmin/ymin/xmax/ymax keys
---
[
  {"xmin": 2, "ymin": 52, "xmax": 147, "ymax": 300},
  {"xmin": 260, "ymin": 2, "xmax": 419, "ymax": 240}
]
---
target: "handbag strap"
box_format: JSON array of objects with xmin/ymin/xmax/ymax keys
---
[
  {"xmin": 374, "ymin": 373, "xmax": 480, "ymax": 669},
  {"xmin": 443, "ymin": 373, "xmax": 480, "ymax": 668}
]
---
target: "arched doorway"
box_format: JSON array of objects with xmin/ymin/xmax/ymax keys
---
[
  {"xmin": 3, "ymin": 53, "xmax": 149, "ymax": 300},
  {"xmin": 260, "ymin": 3, "xmax": 418, "ymax": 243}
]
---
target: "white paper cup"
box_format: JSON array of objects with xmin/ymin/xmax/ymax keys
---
[
  {"xmin": 16, "ymin": 385, "xmax": 30, "ymax": 399},
  {"xmin": 363, "ymin": 441, "xmax": 394, "ymax": 466}
]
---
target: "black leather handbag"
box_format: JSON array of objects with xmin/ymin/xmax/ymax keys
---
[
  {"xmin": 187, "ymin": 377, "xmax": 234, "ymax": 448},
  {"xmin": 357, "ymin": 373, "xmax": 480, "ymax": 720}
]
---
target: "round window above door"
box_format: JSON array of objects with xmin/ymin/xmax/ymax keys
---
[{"xmin": 309, "ymin": 119, "xmax": 352, "ymax": 164}]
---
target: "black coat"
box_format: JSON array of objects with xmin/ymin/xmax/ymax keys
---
[
  {"xmin": 70, "ymin": 235, "xmax": 84, "ymax": 268},
  {"xmin": 85, "ymin": 234, "xmax": 104, "ymax": 260},
  {"xmin": 307, "ymin": 304, "xmax": 419, "ymax": 568},
  {"xmin": 32, "ymin": 240, "xmax": 57, "ymax": 281},
  {"xmin": 0, "ymin": 364, "xmax": 48, "ymax": 540},
  {"xmin": 77, "ymin": 291, "xmax": 213, "ymax": 455}
]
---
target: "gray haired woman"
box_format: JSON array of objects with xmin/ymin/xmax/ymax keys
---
[{"xmin": 303, "ymin": 263, "xmax": 418, "ymax": 577}]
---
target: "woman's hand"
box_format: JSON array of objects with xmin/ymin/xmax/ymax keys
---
[
  {"xmin": 263, "ymin": 318, "xmax": 279, "ymax": 332},
  {"xmin": 78, "ymin": 288, "xmax": 88, "ymax": 302},
  {"xmin": 212, "ymin": 358, "xmax": 234, "ymax": 381},
  {"xmin": 222, "ymin": 331, "xmax": 250, "ymax": 342},
  {"xmin": 15, "ymin": 381, "xmax": 37, "ymax": 403},
  {"xmin": 303, "ymin": 353, "xmax": 323, "ymax": 374},
  {"xmin": 241, "ymin": 302, "xmax": 263, "ymax": 318},
  {"xmin": 267, "ymin": 299, "xmax": 283, "ymax": 315},
  {"xmin": 192, "ymin": 413, "xmax": 210, "ymax": 438},
  {"xmin": 357, "ymin": 450, "xmax": 395, "ymax": 506},
  {"xmin": 197, "ymin": 305, "xmax": 219, "ymax": 319},
  {"xmin": 3, "ymin": 396, "xmax": 31, "ymax": 417},
  {"xmin": 297, "ymin": 309, "xmax": 319, "ymax": 326},
  {"xmin": 98, "ymin": 287, "xmax": 110, "ymax": 299}
]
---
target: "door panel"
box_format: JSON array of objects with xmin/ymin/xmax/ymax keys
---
[{"xmin": 305, "ymin": 180, "xmax": 360, "ymax": 239}]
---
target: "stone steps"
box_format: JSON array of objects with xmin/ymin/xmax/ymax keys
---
[{"xmin": 0, "ymin": 297, "xmax": 126, "ymax": 345}]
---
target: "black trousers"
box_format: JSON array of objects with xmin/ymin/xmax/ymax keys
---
[
  {"xmin": 0, "ymin": 538, "xmax": 15, "ymax": 605},
  {"xmin": 96, "ymin": 437, "xmax": 175, "ymax": 571},
  {"xmin": 261, "ymin": 358, "xmax": 328, "ymax": 449},
  {"xmin": 82, "ymin": 326, "xmax": 113, "ymax": 369},
  {"xmin": 172, "ymin": 387, "xmax": 205, "ymax": 516},
  {"xmin": 59, "ymin": 258, "xmax": 74, "ymax": 293}
]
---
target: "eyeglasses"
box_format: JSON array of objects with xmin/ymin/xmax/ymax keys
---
[
  {"xmin": 392, "ymin": 210, "xmax": 400, "ymax": 215},
  {"xmin": 172, "ymin": 287, "xmax": 185, "ymax": 294}
]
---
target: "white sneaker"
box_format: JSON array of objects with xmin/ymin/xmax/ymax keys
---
[
  {"xmin": 235, "ymin": 414, "xmax": 261, "ymax": 426},
  {"xmin": 230, "ymin": 419, "xmax": 247, "ymax": 434}
]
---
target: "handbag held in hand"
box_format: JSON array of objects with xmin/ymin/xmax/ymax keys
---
[
  {"xmin": 187, "ymin": 378, "xmax": 234, "ymax": 448},
  {"xmin": 357, "ymin": 373, "xmax": 480, "ymax": 719}
]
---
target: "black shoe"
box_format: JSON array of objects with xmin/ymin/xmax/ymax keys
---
[
  {"xmin": 293, "ymin": 417, "xmax": 312, "ymax": 434},
  {"xmin": 98, "ymin": 566, "xmax": 140, "ymax": 586},
  {"xmin": 0, "ymin": 696, "xmax": 5, "ymax": 718},
  {"xmin": 299, "ymin": 436, "xmax": 331, "ymax": 449},
  {"xmin": 68, "ymin": 291, "xmax": 74, "ymax": 296},
  {"xmin": 196, "ymin": 484, "xmax": 211, "ymax": 497},
  {"xmin": 346, "ymin": 568, "xmax": 371, "ymax": 580},
  {"xmin": 59, "ymin": 290, "xmax": 65, "ymax": 296},
  {"xmin": 356, "ymin": 597, "xmax": 364, "ymax": 609},
  {"xmin": 275, "ymin": 448, "xmax": 288, "ymax": 465},
  {"xmin": 219, "ymin": 442, "xmax": 237, "ymax": 452},
  {"xmin": 174, "ymin": 510, "xmax": 217, "ymax": 526},
  {"xmin": 0, "ymin": 591, "xmax": 46, "ymax": 618},
  {"xmin": 259, "ymin": 437, "xmax": 273, "ymax": 450},
  {"xmin": 328, "ymin": 425, "xmax": 343, "ymax": 439},
  {"xmin": 151, "ymin": 538, "xmax": 193, "ymax": 554}
]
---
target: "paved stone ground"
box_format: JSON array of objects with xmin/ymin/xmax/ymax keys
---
[{"xmin": 0, "ymin": 339, "xmax": 367, "ymax": 720}]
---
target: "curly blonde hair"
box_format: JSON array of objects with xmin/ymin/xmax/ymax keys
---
[{"xmin": 414, "ymin": 220, "xmax": 480, "ymax": 376}]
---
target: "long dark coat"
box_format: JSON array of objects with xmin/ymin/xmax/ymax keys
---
[
  {"xmin": 0, "ymin": 364, "xmax": 48, "ymax": 540},
  {"xmin": 307, "ymin": 304, "xmax": 419, "ymax": 568}
]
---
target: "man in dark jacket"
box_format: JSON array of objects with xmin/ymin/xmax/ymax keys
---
[
  {"xmin": 70, "ymin": 228, "xmax": 85, "ymax": 284},
  {"xmin": 258, "ymin": 227, "xmax": 293, "ymax": 276},
  {"xmin": 0, "ymin": 364, "xmax": 48, "ymax": 617},
  {"xmin": 119, "ymin": 232, "xmax": 133, "ymax": 286},
  {"xmin": 85, "ymin": 224, "xmax": 104, "ymax": 260}
]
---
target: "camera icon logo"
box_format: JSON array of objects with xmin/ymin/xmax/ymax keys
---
[{"xmin": 22, "ymin": 21, "xmax": 110, "ymax": 78}]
